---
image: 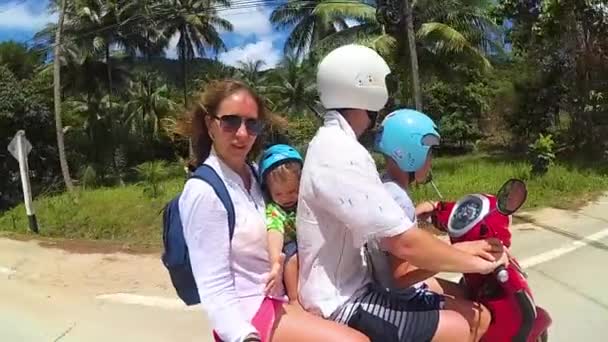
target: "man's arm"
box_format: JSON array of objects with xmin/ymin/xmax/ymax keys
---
[{"xmin": 382, "ymin": 228, "xmax": 504, "ymax": 275}]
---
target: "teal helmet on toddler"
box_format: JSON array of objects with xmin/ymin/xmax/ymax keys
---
[
  {"xmin": 259, "ymin": 144, "xmax": 303, "ymax": 185},
  {"xmin": 374, "ymin": 109, "xmax": 440, "ymax": 172}
]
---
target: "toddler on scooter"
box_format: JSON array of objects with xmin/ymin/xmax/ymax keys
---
[
  {"xmin": 367, "ymin": 108, "xmax": 494, "ymax": 342},
  {"xmin": 366, "ymin": 108, "xmax": 445, "ymax": 306},
  {"xmin": 259, "ymin": 144, "xmax": 303, "ymax": 307}
]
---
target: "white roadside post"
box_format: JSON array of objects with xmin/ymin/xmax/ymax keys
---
[{"xmin": 7, "ymin": 130, "xmax": 39, "ymax": 233}]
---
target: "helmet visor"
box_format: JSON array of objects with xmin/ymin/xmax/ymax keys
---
[{"xmin": 421, "ymin": 134, "xmax": 440, "ymax": 147}]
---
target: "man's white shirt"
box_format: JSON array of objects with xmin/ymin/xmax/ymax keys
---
[{"xmin": 296, "ymin": 110, "xmax": 415, "ymax": 317}]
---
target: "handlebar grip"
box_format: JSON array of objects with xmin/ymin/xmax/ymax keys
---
[{"xmin": 495, "ymin": 265, "xmax": 509, "ymax": 283}]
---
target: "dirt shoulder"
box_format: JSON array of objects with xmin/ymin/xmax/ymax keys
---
[{"xmin": 0, "ymin": 237, "xmax": 173, "ymax": 298}]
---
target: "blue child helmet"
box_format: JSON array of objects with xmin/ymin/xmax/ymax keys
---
[
  {"xmin": 259, "ymin": 144, "xmax": 303, "ymax": 184},
  {"xmin": 375, "ymin": 108, "xmax": 440, "ymax": 172}
]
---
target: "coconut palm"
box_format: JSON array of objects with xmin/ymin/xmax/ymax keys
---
[
  {"xmin": 270, "ymin": 0, "xmax": 353, "ymax": 59},
  {"xmin": 314, "ymin": 0, "xmax": 500, "ymax": 71},
  {"xmin": 53, "ymin": 0, "xmax": 74, "ymax": 191},
  {"xmin": 289, "ymin": 0, "xmax": 501, "ymax": 105},
  {"xmin": 264, "ymin": 55, "xmax": 318, "ymax": 116},
  {"xmin": 236, "ymin": 59, "xmax": 267, "ymax": 88},
  {"xmin": 157, "ymin": 0, "xmax": 233, "ymax": 106},
  {"xmin": 63, "ymin": 0, "xmax": 140, "ymax": 99},
  {"xmin": 124, "ymin": 72, "xmax": 177, "ymax": 139}
]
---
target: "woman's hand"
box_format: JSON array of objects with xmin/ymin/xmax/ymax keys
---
[
  {"xmin": 265, "ymin": 253, "xmax": 285, "ymax": 295},
  {"xmin": 454, "ymin": 238, "xmax": 505, "ymax": 262}
]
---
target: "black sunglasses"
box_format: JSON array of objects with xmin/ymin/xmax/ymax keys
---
[{"xmin": 212, "ymin": 114, "xmax": 264, "ymax": 135}]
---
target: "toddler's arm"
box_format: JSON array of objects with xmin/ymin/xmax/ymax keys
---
[{"xmin": 265, "ymin": 205, "xmax": 287, "ymax": 295}]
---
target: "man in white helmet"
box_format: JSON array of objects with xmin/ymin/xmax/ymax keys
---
[{"xmin": 296, "ymin": 44, "xmax": 507, "ymax": 341}]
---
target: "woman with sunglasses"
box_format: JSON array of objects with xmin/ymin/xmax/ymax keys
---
[{"xmin": 176, "ymin": 79, "xmax": 369, "ymax": 342}]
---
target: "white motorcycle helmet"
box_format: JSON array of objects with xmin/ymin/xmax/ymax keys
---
[{"xmin": 316, "ymin": 44, "xmax": 391, "ymax": 112}]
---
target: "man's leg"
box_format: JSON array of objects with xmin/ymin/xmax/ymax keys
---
[
  {"xmin": 332, "ymin": 286, "xmax": 469, "ymax": 342},
  {"xmin": 425, "ymin": 278, "xmax": 490, "ymax": 342},
  {"xmin": 432, "ymin": 311, "xmax": 470, "ymax": 342}
]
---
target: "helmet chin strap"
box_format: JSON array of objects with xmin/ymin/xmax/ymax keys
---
[{"xmin": 408, "ymin": 172, "xmax": 416, "ymax": 185}]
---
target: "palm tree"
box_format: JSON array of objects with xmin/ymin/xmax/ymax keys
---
[
  {"xmin": 304, "ymin": 0, "xmax": 500, "ymax": 104},
  {"xmin": 158, "ymin": 0, "xmax": 233, "ymax": 107},
  {"xmin": 124, "ymin": 72, "xmax": 177, "ymax": 139},
  {"xmin": 193, "ymin": 59, "xmax": 238, "ymax": 88},
  {"xmin": 270, "ymin": 0, "xmax": 353, "ymax": 59},
  {"xmin": 124, "ymin": 0, "xmax": 170, "ymax": 62},
  {"xmin": 41, "ymin": 0, "xmax": 140, "ymax": 102},
  {"xmin": 237, "ymin": 59, "xmax": 266, "ymax": 88},
  {"xmin": 66, "ymin": 0, "xmax": 141, "ymax": 100},
  {"xmin": 264, "ymin": 55, "xmax": 318, "ymax": 115},
  {"xmin": 53, "ymin": 0, "xmax": 74, "ymax": 192}
]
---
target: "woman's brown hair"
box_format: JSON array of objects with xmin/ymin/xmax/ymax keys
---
[{"xmin": 176, "ymin": 79, "xmax": 268, "ymax": 169}]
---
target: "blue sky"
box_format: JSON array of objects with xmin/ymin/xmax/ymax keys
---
[{"xmin": 0, "ymin": 0, "xmax": 289, "ymax": 69}]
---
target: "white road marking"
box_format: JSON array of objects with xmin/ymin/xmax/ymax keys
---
[
  {"xmin": 97, "ymin": 227, "xmax": 608, "ymax": 310},
  {"xmin": 519, "ymin": 227, "xmax": 608, "ymax": 268}
]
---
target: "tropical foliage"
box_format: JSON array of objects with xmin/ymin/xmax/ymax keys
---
[{"xmin": 1, "ymin": 0, "xmax": 607, "ymax": 212}]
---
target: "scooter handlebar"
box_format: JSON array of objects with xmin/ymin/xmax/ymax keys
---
[{"xmin": 495, "ymin": 265, "xmax": 509, "ymax": 283}]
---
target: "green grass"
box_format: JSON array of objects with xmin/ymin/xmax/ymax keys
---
[
  {"xmin": 409, "ymin": 154, "xmax": 608, "ymax": 209},
  {"xmin": 0, "ymin": 178, "xmax": 184, "ymax": 247},
  {"xmin": 1, "ymin": 154, "xmax": 607, "ymax": 247}
]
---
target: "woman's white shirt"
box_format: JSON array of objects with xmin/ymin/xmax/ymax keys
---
[{"xmin": 179, "ymin": 150, "xmax": 278, "ymax": 342}]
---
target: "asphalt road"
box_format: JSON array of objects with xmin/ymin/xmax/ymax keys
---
[{"xmin": 2, "ymin": 196, "xmax": 608, "ymax": 341}]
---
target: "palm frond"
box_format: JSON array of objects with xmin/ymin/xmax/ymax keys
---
[
  {"xmin": 418, "ymin": 22, "xmax": 492, "ymax": 71},
  {"xmin": 313, "ymin": 1, "xmax": 376, "ymax": 22}
]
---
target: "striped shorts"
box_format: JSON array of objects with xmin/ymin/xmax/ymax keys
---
[{"xmin": 330, "ymin": 284, "xmax": 442, "ymax": 342}]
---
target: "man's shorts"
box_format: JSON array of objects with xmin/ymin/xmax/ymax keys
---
[
  {"xmin": 330, "ymin": 283, "xmax": 443, "ymax": 342},
  {"xmin": 402, "ymin": 282, "xmax": 445, "ymax": 310}
]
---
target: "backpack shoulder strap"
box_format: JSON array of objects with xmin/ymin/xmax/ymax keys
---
[
  {"xmin": 248, "ymin": 163, "xmax": 259, "ymax": 183},
  {"xmin": 191, "ymin": 164, "xmax": 236, "ymax": 240}
]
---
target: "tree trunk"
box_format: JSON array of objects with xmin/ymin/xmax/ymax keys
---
[
  {"xmin": 54, "ymin": 0, "xmax": 74, "ymax": 192},
  {"xmin": 403, "ymin": 0, "xmax": 422, "ymax": 110},
  {"xmin": 106, "ymin": 44, "xmax": 113, "ymax": 102},
  {"xmin": 179, "ymin": 36, "xmax": 193, "ymax": 159},
  {"xmin": 146, "ymin": 31, "xmax": 151, "ymax": 63},
  {"xmin": 181, "ymin": 49, "xmax": 188, "ymax": 107}
]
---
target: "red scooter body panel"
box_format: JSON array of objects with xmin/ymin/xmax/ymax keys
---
[{"xmin": 432, "ymin": 192, "xmax": 551, "ymax": 342}]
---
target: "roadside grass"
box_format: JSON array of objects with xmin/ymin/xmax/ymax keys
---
[
  {"xmin": 0, "ymin": 178, "xmax": 183, "ymax": 248},
  {"xmin": 409, "ymin": 154, "xmax": 608, "ymax": 210},
  {"xmin": 1, "ymin": 154, "xmax": 607, "ymax": 247}
]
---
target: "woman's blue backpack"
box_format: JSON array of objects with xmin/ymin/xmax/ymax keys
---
[{"xmin": 161, "ymin": 164, "xmax": 236, "ymax": 306}]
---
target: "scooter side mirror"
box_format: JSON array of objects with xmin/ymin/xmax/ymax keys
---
[{"xmin": 496, "ymin": 179, "xmax": 528, "ymax": 215}]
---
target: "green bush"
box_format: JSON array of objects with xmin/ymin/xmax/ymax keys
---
[
  {"xmin": 528, "ymin": 133, "xmax": 556, "ymax": 176},
  {"xmin": 134, "ymin": 160, "xmax": 171, "ymax": 198}
]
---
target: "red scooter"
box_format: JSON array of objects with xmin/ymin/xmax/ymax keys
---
[{"xmin": 431, "ymin": 179, "xmax": 552, "ymax": 342}]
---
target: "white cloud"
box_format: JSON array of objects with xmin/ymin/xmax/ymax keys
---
[
  {"xmin": 0, "ymin": 1, "xmax": 56, "ymax": 31},
  {"xmin": 219, "ymin": 39, "xmax": 281, "ymax": 70},
  {"xmin": 220, "ymin": 5, "xmax": 273, "ymax": 37},
  {"xmin": 163, "ymin": 4, "xmax": 283, "ymax": 69},
  {"xmin": 217, "ymin": 5, "xmax": 283, "ymax": 69}
]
